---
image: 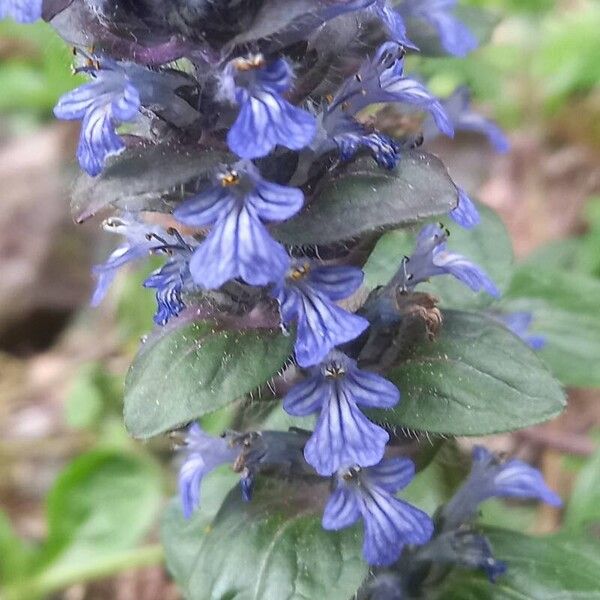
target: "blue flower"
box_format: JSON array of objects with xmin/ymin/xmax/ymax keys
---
[
  {"xmin": 423, "ymin": 86, "xmax": 509, "ymax": 153},
  {"xmin": 143, "ymin": 231, "xmax": 194, "ymax": 326},
  {"xmin": 315, "ymin": 42, "xmax": 451, "ymax": 164},
  {"xmin": 323, "ymin": 459, "xmax": 434, "ymax": 566},
  {"xmin": 178, "ymin": 424, "xmax": 238, "ymax": 519},
  {"xmin": 0, "ymin": 0, "xmax": 41, "ymax": 22},
  {"xmin": 396, "ymin": 223, "xmax": 500, "ymax": 297},
  {"xmin": 442, "ymin": 446, "xmax": 562, "ymax": 529},
  {"xmin": 222, "ymin": 55, "xmax": 317, "ymax": 159},
  {"xmin": 92, "ymin": 216, "xmax": 195, "ymax": 325},
  {"xmin": 91, "ymin": 216, "xmax": 164, "ymax": 306},
  {"xmin": 174, "ymin": 161, "xmax": 303, "ymax": 289},
  {"xmin": 400, "ymin": 0, "xmax": 478, "ymax": 57},
  {"xmin": 495, "ymin": 311, "xmax": 546, "ymax": 350},
  {"xmin": 271, "ymin": 260, "xmax": 369, "ymax": 367},
  {"xmin": 330, "ymin": 43, "xmax": 453, "ymax": 138},
  {"xmin": 54, "ymin": 63, "xmax": 141, "ymax": 177},
  {"xmin": 284, "ymin": 351, "xmax": 399, "ymax": 475},
  {"xmin": 323, "ymin": 112, "xmax": 402, "ymax": 168},
  {"xmin": 449, "ymin": 188, "xmax": 481, "ymax": 229}
]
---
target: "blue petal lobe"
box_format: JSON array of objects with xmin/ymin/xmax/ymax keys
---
[
  {"xmin": 307, "ymin": 265, "xmax": 365, "ymax": 301},
  {"xmin": 449, "ymin": 188, "xmax": 481, "ymax": 229},
  {"xmin": 228, "ymin": 92, "xmax": 317, "ymax": 159},
  {"xmin": 189, "ymin": 206, "xmax": 288, "ymax": 289},
  {"xmin": 322, "ymin": 487, "xmax": 361, "ymax": 530},
  {"xmin": 304, "ymin": 386, "xmax": 388, "ymax": 475},
  {"xmin": 283, "ymin": 377, "xmax": 329, "ymax": 416},
  {"xmin": 366, "ymin": 457, "xmax": 415, "ymax": 493}
]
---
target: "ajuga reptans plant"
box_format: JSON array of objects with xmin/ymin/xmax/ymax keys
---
[{"xmin": 4, "ymin": 1, "xmax": 567, "ymax": 598}]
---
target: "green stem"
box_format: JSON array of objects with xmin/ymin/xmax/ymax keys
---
[{"xmin": 2, "ymin": 545, "xmax": 164, "ymax": 600}]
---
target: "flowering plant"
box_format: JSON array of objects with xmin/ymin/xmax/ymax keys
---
[{"xmin": 5, "ymin": 1, "xmax": 591, "ymax": 598}]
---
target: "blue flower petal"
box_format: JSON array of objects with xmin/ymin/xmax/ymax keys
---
[
  {"xmin": 428, "ymin": 10, "xmax": 478, "ymax": 57},
  {"xmin": 283, "ymin": 376, "xmax": 329, "ymax": 416},
  {"xmin": 449, "ymin": 188, "xmax": 481, "ymax": 229},
  {"xmin": 91, "ymin": 244, "xmax": 148, "ymax": 306},
  {"xmin": 383, "ymin": 81, "xmax": 454, "ymax": 138},
  {"xmin": 400, "ymin": 0, "xmax": 478, "ymax": 57},
  {"xmin": 364, "ymin": 457, "xmax": 414, "ymax": 493},
  {"xmin": 433, "ymin": 250, "xmax": 500, "ymax": 297},
  {"xmin": 228, "ymin": 92, "xmax": 317, "ymax": 159},
  {"xmin": 443, "ymin": 445, "xmax": 562, "ymax": 528},
  {"xmin": 324, "ymin": 460, "xmax": 432, "ymax": 566},
  {"xmin": 361, "ymin": 488, "xmax": 433, "ymax": 566},
  {"xmin": 289, "ymin": 289, "xmax": 369, "ymax": 367},
  {"xmin": 54, "ymin": 75, "xmax": 141, "ymax": 177},
  {"xmin": 322, "ymin": 486, "xmax": 361, "ymax": 530},
  {"xmin": 306, "ymin": 265, "xmax": 364, "ymax": 301},
  {"xmin": 249, "ymin": 178, "xmax": 304, "ymax": 222},
  {"xmin": 76, "ymin": 109, "xmax": 127, "ymax": 177},
  {"xmin": 373, "ymin": 1, "xmax": 416, "ymax": 48},
  {"xmin": 494, "ymin": 311, "xmax": 546, "ymax": 351},
  {"xmin": 492, "ymin": 459, "xmax": 563, "ymax": 507},
  {"xmin": 254, "ymin": 58, "xmax": 293, "ymax": 95},
  {"xmin": 178, "ymin": 424, "xmax": 237, "ymax": 519},
  {"xmin": 399, "ymin": 224, "xmax": 499, "ymax": 297},
  {"xmin": 189, "ymin": 206, "xmax": 289, "ymax": 289},
  {"xmin": 144, "ymin": 256, "xmax": 189, "ymax": 325},
  {"xmin": 178, "ymin": 454, "xmax": 207, "ymax": 519},
  {"xmin": 304, "ymin": 386, "xmax": 389, "ymax": 475},
  {"xmin": 173, "ymin": 186, "xmax": 233, "ymax": 227},
  {"xmin": 0, "ymin": 0, "xmax": 41, "ymax": 22},
  {"xmin": 345, "ymin": 369, "xmax": 400, "ymax": 408}
]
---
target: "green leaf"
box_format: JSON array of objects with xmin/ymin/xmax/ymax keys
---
[
  {"xmin": 124, "ymin": 321, "xmax": 294, "ymax": 438},
  {"xmin": 274, "ymin": 152, "xmax": 457, "ymax": 245},
  {"xmin": 65, "ymin": 363, "xmax": 123, "ymax": 430},
  {"xmin": 502, "ymin": 267, "xmax": 600, "ymax": 387},
  {"xmin": 564, "ymin": 445, "xmax": 600, "ymax": 533},
  {"xmin": 364, "ymin": 202, "xmax": 512, "ymax": 308},
  {"xmin": 44, "ymin": 450, "xmax": 162, "ymax": 565},
  {"xmin": 0, "ymin": 510, "xmax": 39, "ymax": 586},
  {"xmin": 161, "ymin": 469, "xmax": 239, "ymax": 587},
  {"xmin": 162, "ymin": 480, "xmax": 367, "ymax": 600},
  {"xmin": 431, "ymin": 530, "xmax": 600, "ymax": 599},
  {"xmin": 0, "ymin": 22, "xmax": 83, "ymax": 118},
  {"xmin": 71, "ymin": 143, "xmax": 229, "ymax": 223},
  {"xmin": 377, "ymin": 310, "xmax": 565, "ymax": 435}
]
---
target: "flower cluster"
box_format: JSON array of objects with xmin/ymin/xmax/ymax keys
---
[{"xmin": 6, "ymin": 0, "xmax": 557, "ymax": 575}]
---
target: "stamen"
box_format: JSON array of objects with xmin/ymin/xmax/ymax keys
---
[
  {"xmin": 289, "ymin": 262, "xmax": 311, "ymax": 281},
  {"xmin": 220, "ymin": 170, "xmax": 240, "ymax": 187},
  {"xmin": 167, "ymin": 227, "xmax": 192, "ymax": 251},
  {"xmin": 324, "ymin": 364, "xmax": 345, "ymax": 379},
  {"xmin": 233, "ymin": 54, "xmax": 266, "ymax": 72}
]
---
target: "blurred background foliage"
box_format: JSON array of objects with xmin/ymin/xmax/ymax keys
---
[{"xmin": 0, "ymin": 1, "xmax": 599, "ymax": 598}]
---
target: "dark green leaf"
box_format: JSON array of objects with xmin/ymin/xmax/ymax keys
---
[
  {"xmin": 124, "ymin": 321, "xmax": 294, "ymax": 438},
  {"xmin": 364, "ymin": 202, "xmax": 512, "ymax": 308},
  {"xmin": 564, "ymin": 446, "xmax": 600, "ymax": 533},
  {"xmin": 502, "ymin": 267, "xmax": 600, "ymax": 387},
  {"xmin": 431, "ymin": 529, "xmax": 600, "ymax": 599},
  {"xmin": 274, "ymin": 152, "xmax": 457, "ymax": 245},
  {"xmin": 71, "ymin": 143, "xmax": 229, "ymax": 223},
  {"xmin": 163, "ymin": 479, "xmax": 366, "ymax": 600},
  {"xmin": 44, "ymin": 450, "xmax": 161, "ymax": 564},
  {"xmin": 376, "ymin": 310, "xmax": 565, "ymax": 435}
]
